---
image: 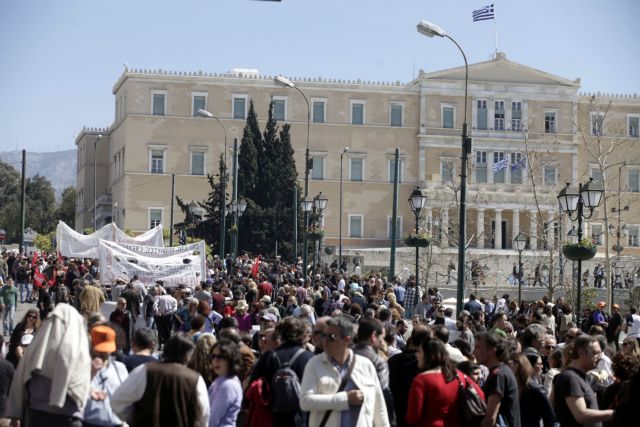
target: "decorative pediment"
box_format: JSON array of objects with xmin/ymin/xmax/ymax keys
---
[{"xmin": 417, "ymin": 52, "xmax": 580, "ymax": 88}]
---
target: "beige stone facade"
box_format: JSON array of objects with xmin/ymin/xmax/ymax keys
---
[{"xmin": 75, "ymin": 53, "xmax": 640, "ymax": 266}]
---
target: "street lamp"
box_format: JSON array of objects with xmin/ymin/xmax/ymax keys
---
[
  {"xmin": 417, "ymin": 20, "xmax": 471, "ymax": 316},
  {"xmin": 93, "ymin": 134, "xmax": 103, "ymax": 230},
  {"xmin": 300, "ymin": 196, "xmax": 314, "ymax": 274},
  {"xmin": 609, "ymin": 162, "xmax": 629, "ymax": 308},
  {"xmin": 275, "ymin": 75, "xmax": 312, "ymax": 274},
  {"xmin": 229, "ymin": 197, "xmax": 247, "ymax": 259},
  {"xmin": 514, "ymin": 232, "xmax": 528, "ymax": 304},
  {"xmin": 312, "ymin": 192, "xmax": 328, "ymax": 272},
  {"xmin": 558, "ymin": 178, "xmax": 604, "ymax": 327},
  {"xmin": 408, "ymin": 187, "xmax": 427, "ymax": 306},
  {"xmin": 197, "ymin": 108, "xmax": 228, "ymax": 258},
  {"xmin": 339, "ymin": 147, "xmax": 349, "ymax": 268}
]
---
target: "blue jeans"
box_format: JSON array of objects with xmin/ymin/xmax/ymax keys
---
[
  {"xmin": 145, "ymin": 316, "xmax": 156, "ymax": 330},
  {"xmin": 3, "ymin": 304, "xmax": 15, "ymax": 335},
  {"xmin": 19, "ymin": 282, "xmax": 31, "ymax": 303}
]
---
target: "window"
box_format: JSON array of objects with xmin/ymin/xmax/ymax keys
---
[
  {"xmin": 510, "ymin": 152, "xmax": 524, "ymax": 184},
  {"xmin": 441, "ymin": 159, "xmax": 455, "ymax": 183},
  {"xmin": 442, "ymin": 106, "xmax": 455, "ymax": 129},
  {"xmin": 591, "ymin": 112, "xmax": 605, "ymax": 136},
  {"xmin": 544, "ymin": 111, "xmax": 556, "ymax": 133},
  {"xmin": 387, "ymin": 216, "xmax": 402, "ymax": 240},
  {"xmin": 272, "ymin": 97, "xmax": 287, "ymax": 121},
  {"xmin": 591, "ymin": 224, "xmax": 603, "ymax": 245},
  {"xmin": 149, "ymin": 208, "xmax": 163, "ymax": 229},
  {"xmin": 191, "ymin": 151, "xmax": 205, "ymax": 176},
  {"xmin": 351, "ymin": 101, "xmax": 365, "ymax": 125},
  {"xmin": 493, "ymin": 152, "xmax": 506, "ymax": 183},
  {"xmin": 511, "ymin": 102, "xmax": 522, "ymax": 131},
  {"xmin": 390, "ymin": 103, "xmax": 403, "ymax": 127},
  {"xmin": 311, "ymin": 156, "xmax": 324, "ymax": 180},
  {"xmin": 629, "ymin": 226, "xmax": 639, "ymax": 247},
  {"xmin": 312, "ymin": 100, "xmax": 325, "ymax": 123},
  {"xmin": 349, "ymin": 215, "xmax": 363, "ymax": 238},
  {"xmin": 494, "ymin": 101, "xmax": 505, "ymax": 130},
  {"xmin": 150, "ymin": 149, "xmax": 165, "ymax": 174},
  {"xmin": 151, "ymin": 91, "xmax": 166, "ymax": 116},
  {"xmin": 388, "ymin": 158, "xmax": 404, "ymax": 183},
  {"xmin": 350, "ymin": 158, "xmax": 364, "ymax": 181},
  {"xmin": 629, "ymin": 169, "xmax": 640, "ymax": 192},
  {"xmin": 628, "ymin": 116, "xmax": 639, "ymax": 137},
  {"xmin": 544, "ymin": 165, "xmax": 557, "ymax": 186},
  {"xmin": 233, "ymin": 95, "xmax": 248, "ymax": 120},
  {"xmin": 477, "ymin": 100, "xmax": 487, "ymax": 130},
  {"xmin": 591, "ymin": 168, "xmax": 603, "ymax": 184},
  {"xmin": 475, "ymin": 151, "xmax": 487, "ymax": 183},
  {"xmin": 191, "ymin": 92, "xmax": 207, "ymax": 117}
]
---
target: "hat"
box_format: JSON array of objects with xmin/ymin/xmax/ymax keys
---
[
  {"xmin": 612, "ymin": 304, "xmax": 620, "ymax": 309},
  {"xmin": 260, "ymin": 313, "xmax": 278, "ymax": 323},
  {"xmin": 21, "ymin": 334, "xmax": 34, "ymax": 346},
  {"xmin": 597, "ymin": 301, "xmax": 606, "ymax": 308},
  {"xmin": 260, "ymin": 295, "xmax": 272, "ymax": 304},
  {"xmin": 223, "ymin": 305, "xmax": 236, "ymax": 316},
  {"xmin": 236, "ymin": 300, "xmax": 249, "ymax": 311},
  {"xmin": 90, "ymin": 325, "xmax": 117, "ymax": 353}
]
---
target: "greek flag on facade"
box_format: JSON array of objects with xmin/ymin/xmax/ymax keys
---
[
  {"xmin": 510, "ymin": 157, "xmax": 526, "ymax": 171},
  {"xmin": 493, "ymin": 158, "xmax": 508, "ymax": 172},
  {"xmin": 473, "ymin": 4, "xmax": 495, "ymax": 22}
]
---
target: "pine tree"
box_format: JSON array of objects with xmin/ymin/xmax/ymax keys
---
[{"xmin": 238, "ymin": 100, "xmax": 260, "ymax": 199}]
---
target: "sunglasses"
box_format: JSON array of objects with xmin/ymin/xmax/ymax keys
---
[
  {"xmin": 27, "ymin": 315, "xmax": 37, "ymax": 319},
  {"xmin": 566, "ymin": 335, "xmax": 577, "ymax": 339},
  {"xmin": 544, "ymin": 345, "xmax": 556, "ymax": 349}
]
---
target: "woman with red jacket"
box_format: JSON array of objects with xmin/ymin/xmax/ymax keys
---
[{"xmin": 406, "ymin": 339, "xmax": 485, "ymax": 427}]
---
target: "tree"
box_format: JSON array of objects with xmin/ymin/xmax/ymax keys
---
[
  {"xmin": 55, "ymin": 186, "xmax": 76, "ymax": 228},
  {"xmin": 237, "ymin": 100, "xmax": 260, "ymax": 198}
]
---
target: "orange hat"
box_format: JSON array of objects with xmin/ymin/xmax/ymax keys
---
[
  {"xmin": 91, "ymin": 325, "xmax": 116, "ymax": 353},
  {"xmin": 597, "ymin": 301, "xmax": 606, "ymax": 308},
  {"xmin": 612, "ymin": 304, "xmax": 620, "ymax": 309}
]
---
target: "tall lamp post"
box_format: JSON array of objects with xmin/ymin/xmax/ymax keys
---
[
  {"xmin": 408, "ymin": 187, "xmax": 427, "ymax": 305},
  {"xmin": 514, "ymin": 232, "xmax": 528, "ymax": 304},
  {"xmin": 93, "ymin": 134, "xmax": 103, "ymax": 229},
  {"xmin": 312, "ymin": 192, "xmax": 328, "ymax": 272},
  {"xmin": 558, "ymin": 178, "xmax": 603, "ymax": 328},
  {"xmin": 229, "ymin": 197, "xmax": 247, "ymax": 260},
  {"xmin": 197, "ymin": 109, "xmax": 228, "ymax": 258},
  {"xmin": 339, "ymin": 147, "xmax": 349, "ymax": 267},
  {"xmin": 417, "ymin": 20, "xmax": 471, "ymax": 316},
  {"xmin": 300, "ymin": 196, "xmax": 314, "ymax": 274},
  {"xmin": 274, "ymin": 75, "xmax": 311, "ymax": 275},
  {"xmin": 609, "ymin": 163, "xmax": 629, "ymax": 308}
]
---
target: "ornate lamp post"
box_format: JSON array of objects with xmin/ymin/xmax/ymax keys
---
[
  {"xmin": 408, "ymin": 187, "xmax": 427, "ymax": 305},
  {"xmin": 229, "ymin": 197, "xmax": 247, "ymax": 259},
  {"xmin": 312, "ymin": 192, "xmax": 328, "ymax": 272},
  {"xmin": 558, "ymin": 178, "xmax": 604, "ymax": 327},
  {"xmin": 514, "ymin": 232, "xmax": 528, "ymax": 304},
  {"xmin": 300, "ymin": 196, "xmax": 314, "ymax": 276},
  {"xmin": 339, "ymin": 147, "xmax": 349, "ymax": 268},
  {"xmin": 417, "ymin": 20, "xmax": 471, "ymax": 316}
]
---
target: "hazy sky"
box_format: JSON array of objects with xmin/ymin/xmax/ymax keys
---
[{"xmin": 1, "ymin": 0, "xmax": 638, "ymax": 152}]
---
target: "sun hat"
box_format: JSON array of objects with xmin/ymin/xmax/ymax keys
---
[{"xmin": 90, "ymin": 325, "xmax": 117, "ymax": 353}]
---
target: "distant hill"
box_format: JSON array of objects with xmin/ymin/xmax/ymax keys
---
[{"xmin": 0, "ymin": 149, "xmax": 76, "ymax": 195}]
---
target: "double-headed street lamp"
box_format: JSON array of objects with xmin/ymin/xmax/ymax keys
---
[
  {"xmin": 514, "ymin": 232, "xmax": 528, "ymax": 304},
  {"xmin": 558, "ymin": 178, "xmax": 603, "ymax": 327},
  {"xmin": 197, "ymin": 109, "xmax": 228, "ymax": 258},
  {"xmin": 417, "ymin": 20, "xmax": 471, "ymax": 316},
  {"xmin": 274, "ymin": 75, "xmax": 312, "ymax": 272},
  {"xmin": 339, "ymin": 147, "xmax": 349, "ymax": 268},
  {"xmin": 228, "ymin": 197, "xmax": 247, "ymax": 260},
  {"xmin": 408, "ymin": 187, "xmax": 427, "ymax": 305}
]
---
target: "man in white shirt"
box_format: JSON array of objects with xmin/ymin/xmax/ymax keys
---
[
  {"xmin": 624, "ymin": 306, "xmax": 640, "ymax": 341},
  {"xmin": 155, "ymin": 286, "xmax": 177, "ymax": 349}
]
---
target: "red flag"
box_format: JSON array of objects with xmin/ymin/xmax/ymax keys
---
[
  {"xmin": 250, "ymin": 255, "xmax": 261, "ymax": 278},
  {"xmin": 57, "ymin": 250, "xmax": 64, "ymax": 266}
]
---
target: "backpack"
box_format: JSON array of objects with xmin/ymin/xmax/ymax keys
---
[
  {"xmin": 456, "ymin": 373, "xmax": 487, "ymax": 426},
  {"xmin": 270, "ymin": 348, "xmax": 305, "ymax": 413}
]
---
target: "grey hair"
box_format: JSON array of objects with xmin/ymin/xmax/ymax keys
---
[{"xmin": 326, "ymin": 315, "xmax": 355, "ymax": 338}]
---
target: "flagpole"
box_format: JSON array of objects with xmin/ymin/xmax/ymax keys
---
[{"xmin": 494, "ymin": 4, "xmax": 498, "ymax": 55}]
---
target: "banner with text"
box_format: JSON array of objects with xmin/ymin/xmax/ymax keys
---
[
  {"xmin": 56, "ymin": 221, "xmax": 164, "ymax": 258},
  {"xmin": 98, "ymin": 239, "xmax": 205, "ymax": 287}
]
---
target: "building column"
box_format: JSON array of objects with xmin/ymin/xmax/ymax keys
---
[
  {"xmin": 488, "ymin": 150, "xmax": 494, "ymax": 183},
  {"xmin": 477, "ymin": 208, "xmax": 485, "ymax": 248},
  {"xmin": 512, "ymin": 209, "xmax": 520, "ymax": 242},
  {"xmin": 441, "ymin": 208, "xmax": 449, "ymax": 247},
  {"xmin": 419, "ymin": 145, "xmax": 426, "ymax": 184},
  {"xmin": 495, "ymin": 209, "xmax": 503, "ymax": 249},
  {"xmin": 547, "ymin": 210, "xmax": 555, "ymax": 250},
  {"xmin": 530, "ymin": 211, "xmax": 537, "ymax": 250}
]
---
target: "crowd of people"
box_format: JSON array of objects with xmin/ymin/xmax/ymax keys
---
[{"xmin": 0, "ymin": 249, "xmax": 640, "ymax": 427}]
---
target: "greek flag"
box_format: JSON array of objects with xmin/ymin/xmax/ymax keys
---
[
  {"xmin": 510, "ymin": 157, "xmax": 526, "ymax": 171},
  {"xmin": 473, "ymin": 4, "xmax": 495, "ymax": 22},
  {"xmin": 493, "ymin": 158, "xmax": 508, "ymax": 172}
]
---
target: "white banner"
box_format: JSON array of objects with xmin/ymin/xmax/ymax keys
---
[
  {"xmin": 98, "ymin": 239, "xmax": 205, "ymax": 288},
  {"xmin": 56, "ymin": 221, "xmax": 164, "ymax": 258}
]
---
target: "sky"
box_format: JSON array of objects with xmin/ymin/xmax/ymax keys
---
[{"xmin": 0, "ymin": 0, "xmax": 638, "ymax": 153}]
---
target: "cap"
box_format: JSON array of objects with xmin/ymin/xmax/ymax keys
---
[
  {"xmin": 90, "ymin": 325, "xmax": 117, "ymax": 353},
  {"xmin": 597, "ymin": 301, "xmax": 606, "ymax": 308},
  {"xmin": 260, "ymin": 295, "xmax": 272, "ymax": 304},
  {"xmin": 260, "ymin": 313, "xmax": 278, "ymax": 323}
]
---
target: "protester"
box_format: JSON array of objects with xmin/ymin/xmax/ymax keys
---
[
  {"xmin": 188, "ymin": 333, "xmax": 217, "ymax": 387},
  {"xmin": 507, "ymin": 352, "xmax": 555, "ymax": 427},
  {"xmin": 208, "ymin": 339, "xmax": 243, "ymax": 427},
  {"xmin": 0, "ymin": 279, "xmax": 18, "ymax": 336},
  {"xmin": 123, "ymin": 327, "xmax": 158, "ymax": 372},
  {"xmin": 0, "ymin": 341, "xmax": 14, "ymax": 427}
]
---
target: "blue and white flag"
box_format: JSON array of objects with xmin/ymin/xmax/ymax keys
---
[
  {"xmin": 473, "ymin": 4, "xmax": 495, "ymax": 22},
  {"xmin": 510, "ymin": 157, "xmax": 526, "ymax": 171},
  {"xmin": 492, "ymin": 158, "xmax": 508, "ymax": 172}
]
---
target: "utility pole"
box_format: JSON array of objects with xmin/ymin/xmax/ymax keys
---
[
  {"xmin": 389, "ymin": 148, "xmax": 400, "ymax": 278},
  {"xmin": 19, "ymin": 149, "xmax": 26, "ymax": 254},
  {"xmin": 169, "ymin": 173, "xmax": 175, "ymax": 246}
]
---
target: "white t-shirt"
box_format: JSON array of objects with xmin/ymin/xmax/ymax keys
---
[{"xmin": 626, "ymin": 313, "xmax": 640, "ymax": 338}]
